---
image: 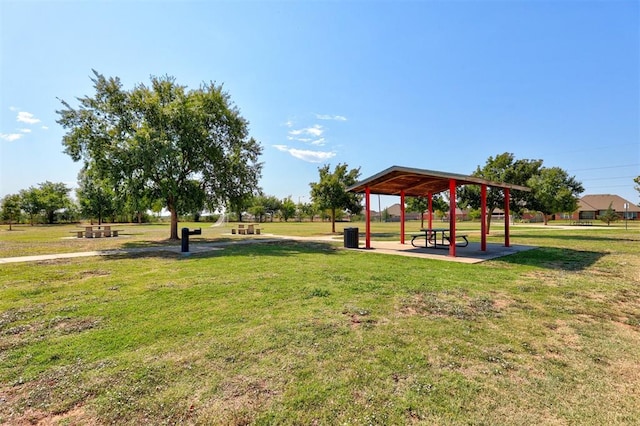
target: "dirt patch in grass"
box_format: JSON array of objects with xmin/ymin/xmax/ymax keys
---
[
  {"xmin": 34, "ymin": 259, "xmax": 72, "ymax": 267},
  {"xmin": 198, "ymin": 374, "xmax": 280, "ymax": 425},
  {"xmin": 49, "ymin": 316, "xmax": 102, "ymax": 334},
  {"xmin": 77, "ymin": 270, "xmax": 111, "ymax": 279},
  {"xmin": 342, "ymin": 307, "xmax": 377, "ymax": 329},
  {"xmin": 3, "ymin": 405, "xmax": 97, "ymax": 426},
  {"xmin": 399, "ymin": 290, "xmax": 507, "ymax": 321}
]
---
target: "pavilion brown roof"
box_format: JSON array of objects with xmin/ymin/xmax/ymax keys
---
[{"xmin": 347, "ymin": 165, "xmax": 530, "ymax": 197}]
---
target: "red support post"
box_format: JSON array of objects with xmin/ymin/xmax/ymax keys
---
[
  {"xmin": 400, "ymin": 190, "xmax": 405, "ymax": 244},
  {"xmin": 428, "ymin": 193, "xmax": 433, "ymax": 229},
  {"xmin": 481, "ymin": 184, "xmax": 487, "ymax": 251},
  {"xmin": 449, "ymin": 179, "xmax": 457, "ymax": 257},
  {"xmin": 365, "ymin": 187, "xmax": 371, "ymax": 249},
  {"xmin": 504, "ymin": 188, "xmax": 510, "ymax": 247}
]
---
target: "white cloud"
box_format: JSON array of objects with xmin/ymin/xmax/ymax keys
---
[
  {"xmin": 17, "ymin": 111, "xmax": 40, "ymax": 124},
  {"xmin": 0, "ymin": 133, "xmax": 23, "ymax": 142},
  {"xmin": 41, "ymin": 126, "xmax": 49, "ymax": 130},
  {"xmin": 310, "ymin": 138, "xmax": 326, "ymax": 146},
  {"xmin": 289, "ymin": 124, "xmax": 323, "ymax": 139},
  {"xmin": 19, "ymin": 128, "xmax": 32, "ymax": 133},
  {"xmin": 9, "ymin": 106, "xmax": 19, "ymax": 111},
  {"xmin": 316, "ymin": 114, "xmax": 347, "ymax": 121},
  {"xmin": 284, "ymin": 120, "xmax": 294, "ymax": 128},
  {"xmin": 287, "ymin": 136, "xmax": 312, "ymax": 142},
  {"xmin": 273, "ymin": 144, "xmax": 336, "ymax": 163}
]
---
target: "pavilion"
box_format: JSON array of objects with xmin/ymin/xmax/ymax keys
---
[{"xmin": 346, "ymin": 166, "xmax": 530, "ymax": 257}]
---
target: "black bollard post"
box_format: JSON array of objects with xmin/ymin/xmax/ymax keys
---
[{"xmin": 181, "ymin": 227, "xmax": 189, "ymax": 253}]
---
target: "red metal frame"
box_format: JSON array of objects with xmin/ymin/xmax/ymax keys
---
[
  {"xmin": 365, "ymin": 187, "xmax": 371, "ymax": 249},
  {"xmin": 400, "ymin": 190, "xmax": 405, "ymax": 244},
  {"xmin": 449, "ymin": 179, "xmax": 456, "ymax": 257},
  {"xmin": 481, "ymin": 184, "xmax": 487, "ymax": 251},
  {"xmin": 504, "ymin": 188, "xmax": 510, "ymax": 247}
]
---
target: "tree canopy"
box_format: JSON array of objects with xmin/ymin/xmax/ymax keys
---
[
  {"xmin": 526, "ymin": 167, "xmax": 583, "ymax": 225},
  {"xmin": 76, "ymin": 166, "xmax": 116, "ymax": 225},
  {"xmin": 310, "ymin": 163, "xmax": 362, "ymax": 233},
  {"xmin": 406, "ymin": 195, "xmax": 447, "ymax": 228},
  {"xmin": 57, "ymin": 71, "xmax": 262, "ymax": 239},
  {"xmin": 458, "ymin": 153, "xmax": 542, "ymax": 232},
  {"xmin": 1, "ymin": 194, "xmax": 21, "ymax": 230},
  {"xmin": 458, "ymin": 152, "xmax": 584, "ymax": 229}
]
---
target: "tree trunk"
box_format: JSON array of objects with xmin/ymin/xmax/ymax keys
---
[
  {"xmin": 331, "ymin": 207, "xmax": 336, "ymax": 233},
  {"xmin": 543, "ymin": 214, "xmax": 549, "ymax": 225},
  {"xmin": 170, "ymin": 206, "xmax": 179, "ymax": 240}
]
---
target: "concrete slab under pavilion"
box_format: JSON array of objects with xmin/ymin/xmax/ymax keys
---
[
  {"xmin": 344, "ymin": 240, "xmax": 536, "ymax": 264},
  {"xmin": 347, "ymin": 165, "xmax": 531, "ymax": 257}
]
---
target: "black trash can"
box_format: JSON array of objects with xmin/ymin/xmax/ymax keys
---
[{"xmin": 343, "ymin": 227, "xmax": 359, "ymax": 248}]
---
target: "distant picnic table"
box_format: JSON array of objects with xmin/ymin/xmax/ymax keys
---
[
  {"xmin": 231, "ymin": 223, "xmax": 262, "ymax": 235},
  {"xmin": 71, "ymin": 225, "xmax": 122, "ymax": 238},
  {"xmin": 409, "ymin": 228, "xmax": 469, "ymax": 248}
]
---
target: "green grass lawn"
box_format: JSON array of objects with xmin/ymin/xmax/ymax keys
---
[{"xmin": 0, "ymin": 221, "xmax": 639, "ymax": 424}]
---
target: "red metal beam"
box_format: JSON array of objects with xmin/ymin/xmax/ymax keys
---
[
  {"xmin": 428, "ymin": 193, "xmax": 433, "ymax": 229},
  {"xmin": 481, "ymin": 184, "xmax": 487, "ymax": 251},
  {"xmin": 449, "ymin": 179, "xmax": 456, "ymax": 257},
  {"xmin": 400, "ymin": 190, "xmax": 405, "ymax": 244},
  {"xmin": 504, "ymin": 188, "xmax": 510, "ymax": 247},
  {"xmin": 365, "ymin": 186, "xmax": 371, "ymax": 249}
]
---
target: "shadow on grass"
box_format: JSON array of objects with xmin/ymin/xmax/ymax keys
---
[
  {"xmin": 498, "ymin": 247, "xmax": 605, "ymax": 271},
  {"xmin": 119, "ymin": 237, "xmax": 236, "ymax": 248},
  {"xmin": 365, "ymin": 232, "xmax": 399, "ymax": 239},
  {"xmin": 511, "ymin": 233, "xmax": 639, "ymax": 244},
  {"xmin": 105, "ymin": 239, "xmax": 339, "ymax": 262}
]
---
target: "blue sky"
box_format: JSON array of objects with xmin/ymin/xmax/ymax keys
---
[{"xmin": 1, "ymin": 0, "xmax": 638, "ymax": 209}]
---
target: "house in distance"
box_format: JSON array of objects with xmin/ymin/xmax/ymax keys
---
[{"xmin": 572, "ymin": 194, "xmax": 639, "ymax": 221}]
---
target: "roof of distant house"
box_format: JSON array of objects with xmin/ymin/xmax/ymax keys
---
[{"xmin": 579, "ymin": 194, "xmax": 640, "ymax": 212}]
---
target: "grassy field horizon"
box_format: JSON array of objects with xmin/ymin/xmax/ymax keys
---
[{"xmin": 1, "ymin": 221, "xmax": 639, "ymax": 424}]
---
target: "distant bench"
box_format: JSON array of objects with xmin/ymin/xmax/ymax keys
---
[
  {"xmin": 231, "ymin": 224, "xmax": 261, "ymax": 235},
  {"xmin": 71, "ymin": 227, "xmax": 122, "ymax": 238},
  {"xmin": 571, "ymin": 220, "xmax": 592, "ymax": 226}
]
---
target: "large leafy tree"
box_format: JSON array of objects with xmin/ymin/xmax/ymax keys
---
[
  {"xmin": 249, "ymin": 194, "xmax": 281, "ymax": 222},
  {"xmin": 1, "ymin": 194, "xmax": 22, "ymax": 230},
  {"xmin": 37, "ymin": 181, "xmax": 73, "ymax": 224},
  {"xmin": 310, "ymin": 163, "xmax": 362, "ymax": 233},
  {"xmin": 406, "ymin": 195, "xmax": 447, "ymax": 228},
  {"xmin": 57, "ymin": 71, "xmax": 262, "ymax": 239},
  {"xmin": 298, "ymin": 202, "xmax": 318, "ymax": 222},
  {"xmin": 117, "ymin": 168, "xmax": 155, "ymax": 223},
  {"xmin": 19, "ymin": 187, "xmax": 42, "ymax": 225},
  {"xmin": 76, "ymin": 165, "xmax": 116, "ymax": 225},
  {"xmin": 280, "ymin": 196, "xmax": 296, "ymax": 222},
  {"xmin": 527, "ymin": 167, "xmax": 583, "ymax": 225},
  {"xmin": 458, "ymin": 153, "xmax": 542, "ymax": 233}
]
